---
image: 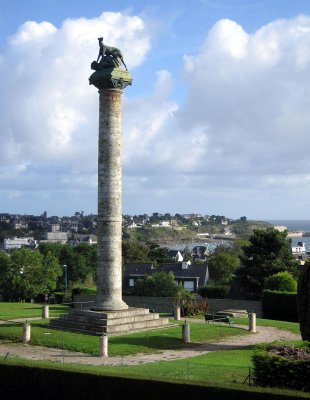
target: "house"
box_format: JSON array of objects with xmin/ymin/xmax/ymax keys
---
[
  {"xmin": 292, "ymin": 242, "xmax": 306, "ymax": 254},
  {"xmin": 168, "ymin": 249, "xmax": 184, "ymax": 262},
  {"xmin": 123, "ymin": 261, "xmax": 209, "ymax": 292},
  {"xmin": 4, "ymin": 237, "xmax": 37, "ymax": 250},
  {"xmin": 192, "ymin": 245, "xmax": 207, "ymax": 260}
]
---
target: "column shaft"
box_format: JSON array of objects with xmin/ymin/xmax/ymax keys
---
[{"xmin": 93, "ymin": 88, "xmax": 128, "ymax": 311}]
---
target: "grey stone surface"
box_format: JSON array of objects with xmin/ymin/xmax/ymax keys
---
[
  {"xmin": 74, "ymin": 294, "xmax": 263, "ymax": 317},
  {"xmin": 93, "ymin": 88, "xmax": 128, "ymax": 311},
  {"xmin": 49, "ymin": 307, "xmax": 170, "ymax": 336}
]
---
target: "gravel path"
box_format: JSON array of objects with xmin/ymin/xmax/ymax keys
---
[{"xmin": 0, "ymin": 325, "xmax": 300, "ymax": 366}]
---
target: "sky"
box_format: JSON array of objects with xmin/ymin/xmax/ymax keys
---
[{"xmin": 1, "ymin": 0, "xmax": 310, "ymax": 220}]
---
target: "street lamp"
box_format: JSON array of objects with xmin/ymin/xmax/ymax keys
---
[{"xmin": 63, "ymin": 265, "xmax": 68, "ymax": 294}]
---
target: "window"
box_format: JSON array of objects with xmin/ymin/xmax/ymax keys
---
[
  {"xmin": 129, "ymin": 278, "xmax": 135, "ymax": 287},
  {"xmin": 184, "ymin": 281, "xmax": 194, "ymax": 291}
]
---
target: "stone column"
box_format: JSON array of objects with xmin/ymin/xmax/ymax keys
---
[{"xmin": 92, "ymin": 88, "xmax": 128, "ymax": 311}]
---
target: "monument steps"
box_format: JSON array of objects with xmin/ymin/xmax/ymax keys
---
[{"xmin": 49, "ymin": 307, "xmax": 171, "ymax": 336}]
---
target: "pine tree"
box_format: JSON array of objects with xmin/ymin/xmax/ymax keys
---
[{"xmin": 297, "ymin": 261, "xmax": 310, "ymax": 341}]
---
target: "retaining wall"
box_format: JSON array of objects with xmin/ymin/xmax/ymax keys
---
[{"xmin": 73, "ymin": 294, "xmax": 262, "ymax": 317}]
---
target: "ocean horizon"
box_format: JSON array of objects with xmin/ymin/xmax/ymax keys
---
[{"xmin": 267, "ymin": 220, "xmax": 310, "ymax": 232}]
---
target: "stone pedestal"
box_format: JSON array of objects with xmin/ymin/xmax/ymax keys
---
[
  {"xmin": 99, "ymin": 335, "xmax": 108, "ymax": 357},
  {"xmin": 42, "ymin": 305, "xmax": 49, "ymax": 319},
  {"xmin": 174, "ymin": 306, "xmax": 181, "ymax": 321},
  {"xmin": 182, "ymin": 323, "xmax": 190, "ymax": 343},
  {"xmin": 249, "ymin": 312, "xmax": 256, "ymax": 333},
  {"xmin": 50, "ymin": 307, "xmax": 170, "ymax": 336},
  {"xmin": 22, "ymin": 323, "xmax": 31, "ymax": 342}
]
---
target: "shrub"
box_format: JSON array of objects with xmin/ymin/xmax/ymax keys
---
[
  {"xmin": 252, "ymin": 344, "xmax": 310, "ymax": 391},
  {"xmin": 198, "ymin": 285, "xmax": 229, "ymax": 299},
  {"xmin": 261, "ymin": 290, "xmax": 298, "ymax": 322},
  {"xmin": 72, "ymin": 286, "xmax": 97, "ymax": 295},
  {"xmin": 263, "ymin": 271, "xmax": 297, "ymax": 292},
  {"xmin": 297, "ymin": 261, "xmax": 310, "ymax": 341},
  {"xmin": 133, "ymin": 271, "xmax": 179, "ymax": 297}
]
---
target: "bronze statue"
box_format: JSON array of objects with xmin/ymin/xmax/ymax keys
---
[
  {"xmin": 94, "ymin": 37, "xmax": 127, "ymax": 70},
  {"xmin": 89, "ymin": 38, "xmax": 132, "ymax": 90}
]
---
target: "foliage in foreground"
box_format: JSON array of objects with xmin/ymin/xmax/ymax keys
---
[
  {"xmin": 297, "ymin": 261, "xmax": 310, "ymax": 341},
  {"xmin": 237, "ymin": 228, "xmax": 298, "ymax": 299},
  {"xmin": 252, "ymin": 343, "xmax": 310, "ymax": 392},
  {"xmin": 261, "ymin": 290, "xmax": 298, "ymax": 322}
]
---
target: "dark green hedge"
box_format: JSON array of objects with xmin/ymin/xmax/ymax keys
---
[
  {"xmin": 0, "ymin": 363, "xmax": 306, "ymax": 400},
  {"xmin": 253, "ymin": 351, "xmax": 310, "ymax": 392},
  {"xmin": 261, "ymin": 290, "xmax": 298, "ymax": 322},
  {"xmin": 198, "ymin": 285, "xmax": 229, "ymax": 299}
]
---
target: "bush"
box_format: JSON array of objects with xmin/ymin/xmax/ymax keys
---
[
  {"xmin": 133, "ymin": 271, "xmax": 179, "ymax": 297},
  {"xmin": 261, "ymin": 290, "xmax": 298, "ymax": 322},
  {"xmin": 263, "ymin": 272, "xmax": 297, "ymax": 292},
  {"xmin": 297, "ymin": 261, "xmax": 310, "ymax": 341},
  {"xmin": 72, "ymin": 286, "xmax": 97, "ymax": 295},
  {"xmin": 252, "ymin": 344, "xmax": 310, "ymax": 391},
  {"xmin": 198, "ymin": 285, "xmax": 229, "ymax": 299}
]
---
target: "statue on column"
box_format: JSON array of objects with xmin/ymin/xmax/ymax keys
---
[{"xmin": 89, "ymin": 37, "xmax": 132, "ymax": 89}]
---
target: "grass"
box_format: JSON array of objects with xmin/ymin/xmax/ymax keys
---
[
  {"xmin": 0, "ymin": 302, "xmax": 69, "ymax": 320},
  {"xmin": 0, "ymin": 318, "xmax": 248, "ymax": 356},
  {"xmin": 0, "ymin": 302, "xmax": 308, "ymax": 398},
  {"xmin": 1, "ymin": 354, "xmax": 310, "ymax": 398},
  {"xmin": 233, "ymin": 317, "xmax": 300, "ymax": 334},
  {"xmin": 188, "ymin": 314, "xmax": 300, "ymax": 334}
]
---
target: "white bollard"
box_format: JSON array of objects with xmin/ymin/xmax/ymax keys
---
[
  {"xmin": 99, "ymin": 335, "xmax": 108, "ymax": 357},
  {"xmin": 42, "ymin": 305, "xmax": 49, "ymax": 319},
  {"xmin": 174, "ymin": 306, "xmax": 181, "ymax": 321},
  {"xmin": 182, "ymin": 323, "xmax": 190, "ymax": 343},
  {"xmin": 248, "ymin": 312, "xmax": 257, "ymax": 333},
  {"xmin": 22, "ymin": 323, "xmax": 31, "ymax": 342}
]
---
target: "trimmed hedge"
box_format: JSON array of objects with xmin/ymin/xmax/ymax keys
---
[
  {"xmin": 0, "ymin": 363, "xmax": 307, "ymax": 400},
  {"xmin": 263, "ymin": 272, "xmax": 297, "ymax": 292},
  {"xmin": 198, "ymin": 285, "xmax": 229, "ymax": 299},
  {"xmin": 261, "ymin": 290, "xmax": 298, "ymax": 322},
  {"xmin": 253, "ymin": 348, "xmax": 310, "ymax": 392}
]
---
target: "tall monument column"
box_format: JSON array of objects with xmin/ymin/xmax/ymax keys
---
[
  {"xmin": 89, "ymin": 39, "xmax": 132, "ymax": 311},
  {"xmin": 48, "ymin": 40, "xmax": 170, "ymax": 334},
  {"xmin": 93, "ymin": 88, "xmax": 127, "ymax": 310}
]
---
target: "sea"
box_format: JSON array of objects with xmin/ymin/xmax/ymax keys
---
[
  {"xmin": 165, "ymin": 220, "xmax": 310, "ymax": 253},
  {"xmin": 267, "ymin": 220, "xmax": 310, "ymax": 251}
]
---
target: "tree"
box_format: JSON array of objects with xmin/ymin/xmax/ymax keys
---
[
  {"xmin": 0, "ymin": 248, "xmax": 62, "ymax": 301},
  {"xmin": 236, "ymin": 228, "xmax": 298, "ymax": 299},
  {"xmin": 208, "ymin": 246, "xmax": 240, "ymax": 286},
  {"xmin": 297, "ymin": 260, "xmax": 310, "ymax": 341},
  {"xmin": 122, "ymin": 240, "xmax": 150, "ymax": 264},
  {"xmin": 133, "ymin": 271, "xmax": 179, "ymax": 297}
]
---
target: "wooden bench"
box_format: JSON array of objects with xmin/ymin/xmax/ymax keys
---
[{"xmin": 204, "ymin": 314, "xmax": 234, "ymax": 326}]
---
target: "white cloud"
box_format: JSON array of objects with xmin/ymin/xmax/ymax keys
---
[{"xmin": 0, "ymin": 12, "xmax": 151, "ymax": 195}]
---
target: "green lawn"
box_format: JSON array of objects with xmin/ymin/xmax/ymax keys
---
[
  {"xmin": 0, "ymin": 302, "xmax": 69, "ymax": 320},
  {"xmin": 0, "ymin": 318, "xmax": 248, "ymax": 356},
  {"xmin": 189, "ymin": 314, "xmax": 300, "ymax": 334},
  {"xmin": 233, "ymin": 317, "xmax": 300, "ymax": 334},
  {"xmin": 0, "ymin": 302, "xmax": 308, "ymax": 398},
  {"xmin": 2, "ymin": 351, "xmax": 310, "ymax": 398}
]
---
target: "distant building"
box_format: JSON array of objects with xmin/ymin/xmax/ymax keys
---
[
  {"xmin": 4, "ymin": 237, "xmax": 37, "ymax": 250},
  {"xmin": 123, "ymin": 262, "xmax": 209, "ymax": 293},
  {"xmin": 292, "ymin": 242, "xmax": 306, "ymax": 254},
  {"xmin": 49, "ymin": 224, "xmax": 61, "ymax": 232},
  {"xmin": 274, "ymin": 225, "xmax": 288, "ymax": 232},
  {"xmin": 44, "ymin": 232, "xmax": 68, "ymax": 244}
]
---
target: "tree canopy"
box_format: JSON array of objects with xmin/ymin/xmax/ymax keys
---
[
  {"xmin": 236, "ymin": 228, "xmax": 298, "ymax": 299},
  {"xmin": 0, "ymin": 248, "xmax": 62, "ymax": 301},
  {"xmin": 208, "ymin": 244, "xmax": 240, "ymax": 286}
]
